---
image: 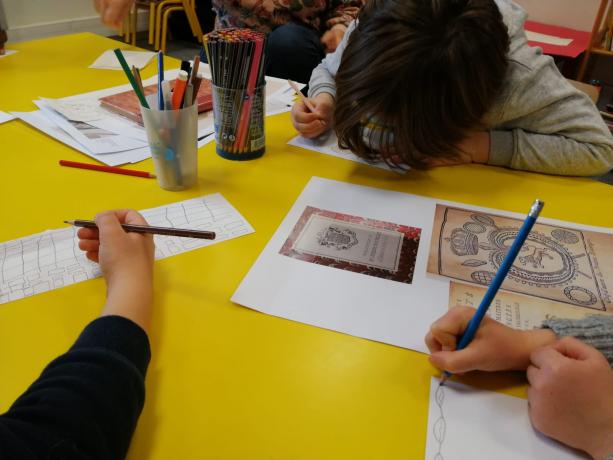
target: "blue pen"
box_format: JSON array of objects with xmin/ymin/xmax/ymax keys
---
[
  {"xmin": 158, "ymin": 51, "xmax": 164, "ymax": 110},
  {"xmin": 440, "ymin": 199, "xmax": 544, "ymax": 385}
]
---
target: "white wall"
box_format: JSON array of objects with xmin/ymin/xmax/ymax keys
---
[
  {"xmin": 3, "ymin": 0, "xmax": 146, "ymax": 42},
  {"xmin": 514, "ymin": 0, "xmax": 601, "ymax": 31}
]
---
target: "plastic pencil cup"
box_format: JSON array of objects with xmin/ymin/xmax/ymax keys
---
[
  {"xmin": 140, "ymin": 96, "xmax": 198, "ymax": 191},
  {"xmin": 212, "ymin": 84, "xmax": 265, "ymax": 160}
]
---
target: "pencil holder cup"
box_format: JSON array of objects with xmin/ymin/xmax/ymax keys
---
[
  {"xmin": 140, "ymin": 96, "xmax": 198, "ymax": 191},
  {"xmin": 212, "ymin": 84, "xmax": 265, "ymax": 160}
]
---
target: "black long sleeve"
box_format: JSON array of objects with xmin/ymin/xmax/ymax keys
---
[{"xmin": 0, "ymin": 316, "xmax": 150, "ymax": 460}]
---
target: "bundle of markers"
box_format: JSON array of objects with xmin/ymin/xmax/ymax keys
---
[
  {"xmin": 156, "ymin": 51, "xmax": 203, "ymax": 111},
  {"xmin": 113, "ymin": 49, "xmax": 203, "ymax": 111},
  {"xmin": 203, "ymin": 28, "xmax": 267, "ymax": 158}
]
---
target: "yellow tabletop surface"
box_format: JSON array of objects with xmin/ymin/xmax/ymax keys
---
[{"xmin": 1, "ymin": 33, "xmax": 612, "ymax": 459}]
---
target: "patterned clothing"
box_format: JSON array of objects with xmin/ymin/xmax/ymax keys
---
[{"xmin": 212, "ymin": 0, "xmax": 364, "ymax": 34}]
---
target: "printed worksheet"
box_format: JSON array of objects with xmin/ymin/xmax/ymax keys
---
[
  {"xmin": 232, "ymin": 177, "xmax": 449, "ymax": 353},
  {"xmin": 288, "ymin": 133, "xmax": 393, "ymax": 170},
  {"xmin": 425, "ymin": 377, "xmax": 584, "ymax": 460},
  {"xmin": 280, "ymin": 206, "xmax": 421, "ymax": 284},
  {"xmin": 0, "ymin": 194, "xmax": 254, "ymax": 304},
  {"xmin": 428, "ymin": 205, "xmax": 613, "ymax": 312},
  {"xmin": 448, "ymin": 281, "xmax": 612, "ymax": 331}
]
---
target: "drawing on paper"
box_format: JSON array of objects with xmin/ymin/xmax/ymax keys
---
[
  {"xmin": 280, "ymin": 206, "xmax": 421, "ymax": 284},
  {"xmin": 432, "ymin": 383, "xmax": 447, "ymax": 460},
  {"xmin": 0, "ymin": 194, "xmax": 253, "ymax": 304},
  {"xmin": 427, "ymin": 205, "xmax": 613, "ymax": 311}
]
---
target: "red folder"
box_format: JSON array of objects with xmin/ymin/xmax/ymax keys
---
[{"xmin": 525, "ymin": 20, "xmax": 591, "ymax": 58}]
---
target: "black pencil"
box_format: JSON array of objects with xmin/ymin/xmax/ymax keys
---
[{"xmin": 65, "ymin": 220, "xmax": 216, "ymax": 240}]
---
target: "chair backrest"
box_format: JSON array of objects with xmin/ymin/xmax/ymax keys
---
[{"xmin": 514, "ymin": 0, "xmax": 601, "ymax": 31}]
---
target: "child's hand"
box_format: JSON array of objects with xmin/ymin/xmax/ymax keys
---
[
  {"xmin": 77, "ymin": 210, "xmax": 155, "ymax": 330},
  {"xmin": 93, "ymin": 0, "xmax": 134, "ymax": 29},
  {"xmin": 291, "ymin": 92, "xmax": 334, "ymax": 139},
  {"xmin": 425, "ymin": 306, "xmax": 556, "ymax": 373},
  {"xmin": 320, "ymin": 24, "xmax": 347, "ymax": 53},
  {"xmin": 527, "ymin": 338, "xmax": 613, "ymax": 460}
]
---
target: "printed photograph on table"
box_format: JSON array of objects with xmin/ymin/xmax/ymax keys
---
[
  {"xmin": 428, "ymin": 204, "xmax": 613, "ymax": 311},
  {"xmin": 280, "ymin": 206, "xmax": 421, "ymax": 284}
]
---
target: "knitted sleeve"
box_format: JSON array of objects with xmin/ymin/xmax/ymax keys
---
[{"xmin": 542, "ymin": 316, "xmax": 613, "ymax": 366}]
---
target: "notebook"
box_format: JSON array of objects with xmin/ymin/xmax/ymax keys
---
[{"xmin": 99, "ymin": 78, "xmax": 213, "ymax": 125}]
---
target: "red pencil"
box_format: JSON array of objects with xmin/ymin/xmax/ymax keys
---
[{"xmin": 59, "ymin": 160, "xmax": 156, "ymax": 179}]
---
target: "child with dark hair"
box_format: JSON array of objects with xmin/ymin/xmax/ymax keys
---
[{"xmin": 291, "ymin": 0, "xmax": 613, "ymax": 176}]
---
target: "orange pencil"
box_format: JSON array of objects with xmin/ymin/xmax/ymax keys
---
[{"xmin": 172, "ymin": 70, "xmax": 189, "ymax": 110}]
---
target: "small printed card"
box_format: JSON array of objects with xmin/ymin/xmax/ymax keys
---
[{"xmin": 280, "ymin": 206, "xmax": 421, "ymax": 284}]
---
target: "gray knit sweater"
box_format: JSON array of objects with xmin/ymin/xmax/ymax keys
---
[
  {"xmin": 543, "ymin": 316, "xmax": 613, "ymax": 367},
  {"xmin": 309, "ymin": 0, "xmax": 613, "ymax": 176}
]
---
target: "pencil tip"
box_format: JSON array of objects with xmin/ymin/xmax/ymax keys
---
[{"xmin": 64, "ymin": 220, "xmax": 74, "ymax": 225}]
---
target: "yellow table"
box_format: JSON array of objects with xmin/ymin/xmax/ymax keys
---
[{"xmin": 0, "ymin": 33, "xmax": 611, "ymax": 459}]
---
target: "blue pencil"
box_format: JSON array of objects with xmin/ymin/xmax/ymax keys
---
[
  {"xmin": 440, "ymin": 199, "xmax": 544, "ymax": 385},
  {"xmin": 158, "ymin": 51, "xmax": 164, "ymax": 110}
]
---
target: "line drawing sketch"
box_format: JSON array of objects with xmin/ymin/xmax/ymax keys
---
[
  {"xmin": 0, "ymin": 193, "xmax": 253, "ymax": 304},
  {"xmin": 426, "ymin": 377, "xmax": 585, "ymax": 460},
  {"xmin": 433, "ymin": 383, "xmax": 446, "ymax": 460},
  {"xmin": 428, "ymin": 205, "xmax": 613, "ymax": 312}
]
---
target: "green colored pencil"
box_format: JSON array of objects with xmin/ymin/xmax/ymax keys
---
[{"xmin": 113, "ymin": 49, "xmax": 150, "ymax": 109}]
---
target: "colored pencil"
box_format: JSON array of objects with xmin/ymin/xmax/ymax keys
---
[
  {"xmin": 65, "ymin": 220, "xmax": 216, "ymax": 240},
  {"xmin": 288, "ymin": 80, "xmax": 315, "ymax": 113},
  {"xmin": 203, "ymin": 28, "xmax": 267, "ymax": 154},
  {"xmin": 114, "ymin": 49, "xmax": 149, "ymax": 109},
  {"xmin": 439, "ymin": 199, "xmax": 545, "ymax": 385},
  {"xmin": 158, "ymin": 51, "xmax": 165, "ymax": 110},
  {"xmin": 191, "ymin": 55, "xmax": 200, "ymax": 84},
  {"xmin": 59, "ymin": 160, "xmax": 156, "ymax": 179},
  {"xmin": 132, "ymin": 66, "xmax": 144, "ymax": 95}
]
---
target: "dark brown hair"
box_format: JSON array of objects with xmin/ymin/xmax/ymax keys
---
[{"xmin": 334, "ymin": 0, "xmax": 509, "ymax": 169}]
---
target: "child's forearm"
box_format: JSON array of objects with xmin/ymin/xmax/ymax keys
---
[{"xmin": 103, "ymin": 278, "xmax": 153, "ymax": 334}]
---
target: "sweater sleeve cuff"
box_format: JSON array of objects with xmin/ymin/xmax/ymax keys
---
[
  {"xmin": 308, "ymin": 85, "xmax": 336, "ymax": 100},
  {"xmin": 71, "ymin": 316, "xmax": 151, "ymax": 376},
  {"xmin": 488, "ymin": 130, "xmax": 514, "ymax": 167},
  {"xmin": 542, "ymin": 316, "xmax": 613, "ymax": 366}
]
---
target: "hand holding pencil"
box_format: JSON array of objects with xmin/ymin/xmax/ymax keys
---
[{"xmin": 291, "ymin": 91, "xmax": 335, "ymax": 139}]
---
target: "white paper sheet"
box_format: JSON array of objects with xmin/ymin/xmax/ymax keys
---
[
  {"xmin": 90, "ymin": 50, "xmax": 155, "ymax": 70},
  {"xmin": 425, "ymin": 377, "xmax": 584, "ymax": 460},
  {"xmin": 0, "ymin": 111, "xmax": 15, "ymax": 124},
  {"xmin": 0, "ymin": 50, "xmax": 17, "ymax": 59},
  {"xmin": 0, "ymin": 193, "xmax": 254, "ymax": 304},
  {"xmin": 526, "ymin": 31, "xmax": 573, "ymax": 46},
  {"xmin": 231, "ymin": 177, "xmax": 450, "ymax": 353},
  {"xmin": 12, "ymin": 110, "xmax": 150, "ymax": 166},
  {"xmin": 17, "ymin": 68, "xmax": 303, "ymax": 164},
  {"xmin": 232, "ymin": 177, "xmax": 613, "ymax": 353},
  {"xmin": 34, "ymin": 100, "xmax": 147, "ymax": 155},
  {"xmin": 288, "ymin": 133, "xmax": 393, "ymax": 170}
]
